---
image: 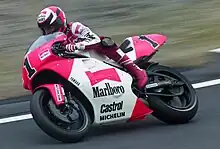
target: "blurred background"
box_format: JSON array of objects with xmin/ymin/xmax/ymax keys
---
[{"xmin": 0, "ymin": 0, "xmax": 220, "ymax": 99}]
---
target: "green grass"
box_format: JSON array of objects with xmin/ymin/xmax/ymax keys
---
[{"xmin": 0, "ymin": 0, "xmax": 220, "ymax": 99}]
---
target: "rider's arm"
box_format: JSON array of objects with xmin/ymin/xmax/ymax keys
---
[{"xmin": 71, "ymin": 22, "xmax": 101, "ymax": 50}]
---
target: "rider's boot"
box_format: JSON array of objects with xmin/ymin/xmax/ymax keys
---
[{"xmin": 116, "ymin": 48, "xmax": 148, "ymax": 90}]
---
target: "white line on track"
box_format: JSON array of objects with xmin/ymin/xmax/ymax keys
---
[
  {"xmin": 192, "ymin": 79, "xmax": 220, "ymax": 89},
  {"xmin": 0, "ymin": 114, "xmax": 33, "ymax": 124},
  {"xmin": 0, "ymin": 78, "xmax": 220, "ymax": 125},
  {"xmin": 209, "ymin": 48, "xmax": 220, "ymax": 53}
]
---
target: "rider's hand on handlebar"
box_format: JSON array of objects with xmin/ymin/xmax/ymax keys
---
[{"xmin": 65, "ymin": 43, "xmax": 85, "ymax": 52}]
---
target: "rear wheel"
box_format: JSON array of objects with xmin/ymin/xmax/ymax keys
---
[
  {"xmin": 30, "ymin": 89, "xmax": 91, "ymax": 143},
  {"xmin": 146, "ymin": 64, "xmax": 198, "ymax": 124}
]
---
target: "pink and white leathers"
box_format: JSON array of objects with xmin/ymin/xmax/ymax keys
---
[{"xmin": 37, "ymin": 6, "xmax": 148, "ymax": 90}]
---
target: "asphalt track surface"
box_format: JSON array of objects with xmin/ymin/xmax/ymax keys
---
[{"xmin": 1, "ymin": 54, "xmax": 220, "ymax": 149}]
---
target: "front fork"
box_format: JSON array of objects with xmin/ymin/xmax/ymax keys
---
[{"xmin": 34, "ymin": 84, "xmax": 80, "ymax": 122}]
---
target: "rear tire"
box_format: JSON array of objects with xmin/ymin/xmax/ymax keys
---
[
  {"xmin": 146, "ymin": 64, "xmax": 198, "ymax": 124},
  {"xmin": 30, "ymin": 89, "xmax": 91, "ymax": 143}
]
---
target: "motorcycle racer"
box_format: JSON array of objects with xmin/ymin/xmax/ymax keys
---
[{"xmin": 36, "ymin": 6, "xmax": 148, "ymax": 91}]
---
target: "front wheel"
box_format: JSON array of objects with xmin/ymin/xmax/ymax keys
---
[
  {"xmin": 145, "ymin": 64, "xmax": 199, "ymax": 124},
  {"xmin": 30, "ymin": 89, "xmax": 91, "ymax": 143}
]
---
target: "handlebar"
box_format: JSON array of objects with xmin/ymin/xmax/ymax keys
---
[{"xmin": 51, "ymin": 42, "xmax": 89, "ymax": 58}]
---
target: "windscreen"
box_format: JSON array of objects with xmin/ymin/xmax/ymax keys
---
[{"xmin": 27, "ymin": 32, "xmax": 64, "ymax": 53}]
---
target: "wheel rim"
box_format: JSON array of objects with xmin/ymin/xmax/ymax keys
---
[
  {"xmin": 162, "ymin": 86, "xmax": 191, "ymax": 109},
  {"xmin": 40, "ymin": 92, "xmax": 88, "ymax": 132},
  {"xmin": 150, "ymin": 69, "xmax": 195, "ymax": 110}
]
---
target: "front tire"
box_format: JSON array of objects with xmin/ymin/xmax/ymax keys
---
[
  {"xmin": 146, "ymin": 64, "xmax": 199, "ymax": 124},
  {"xmin": 30, "ymin": 89, "xmax": 91, "ymax": 143}
]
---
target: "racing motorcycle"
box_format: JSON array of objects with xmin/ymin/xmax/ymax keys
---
[{"xmin": 22, "ymin": 32, "xmax": 198, "ymax": 143}]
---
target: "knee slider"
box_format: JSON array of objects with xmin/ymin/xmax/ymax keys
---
[{"xmin": 101, "ymin": 37, "xmax": 117, "ymax": 48}]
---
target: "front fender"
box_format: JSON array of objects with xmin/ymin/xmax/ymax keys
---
[{"xmin": 34, "ymin": 84, "xmax": 65, "ymax": 106}]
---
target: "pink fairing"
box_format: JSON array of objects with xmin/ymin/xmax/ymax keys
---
[
  {"xmin": 128, "ymin": 98, "xmax": 153, "ymax": 122},
  {"xmin": 22, "ymin": 32, "xmax": 73, "ymax": 91},
  {"xmin": 35, "ymin": 84, "xmax": 65, "ymax": 106},
  {"xmin": 129, "ymin": 34, "xmax": 167, "ymax": 60}
]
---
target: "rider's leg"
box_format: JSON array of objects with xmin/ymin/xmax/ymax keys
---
[{"xmin": 99, "ymin": 37, "xmax": 148, "ymax": 90}]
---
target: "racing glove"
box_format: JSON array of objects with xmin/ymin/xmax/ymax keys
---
[{"xmin": 65, "ymin": 43, "xmax": 85, "ymax": 52}]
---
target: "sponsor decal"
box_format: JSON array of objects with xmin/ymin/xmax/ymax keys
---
[
  {"xmin": 100, "ymin": 101, "xmax": 123, "ymax": 113},
  {"xmin": 85, "ymin": 32, "xmax": 96, "ymax": 40},
  {"xmin": 37, "ymin": 14, "xmax": 46, "ymax": 23},
  {"xmin": 93, "ymin": 83, "xmax": 125, "ymax": 98},
  {"xmin": 70, "ymin": 77, "xmax": 80, "ymax": 86},
  {"xmin": 54, "ymin": 84, "xmax": 62, "ymax": 102},
  {"xmin": 38, "ymin": 49, "xmax": 51, "ymax": 61},
  {"xmin": 100, "ymin": 112, "xmax": 125, "ymax": 121},
  {"xmin": 100, "ymin": 101, "xmax": 125, "ymax": 121},
  {"xmin": 85, "ymin": 68, "xmax": 121, "ymax": 86}
]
